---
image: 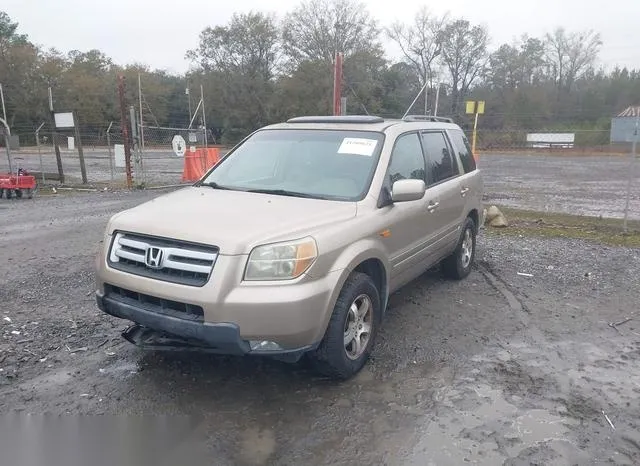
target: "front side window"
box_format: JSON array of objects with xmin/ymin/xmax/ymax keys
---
[
  {"xmin": 387, "ymin": 133, "xmax": 426, "ymax": 185},
  {"xmin": 421, "ymin": 131, "xmax": 459, "ymax": 184},
  {"xmin": 201, "ymin": 129, "xmax": 384, "ymax": 201}
]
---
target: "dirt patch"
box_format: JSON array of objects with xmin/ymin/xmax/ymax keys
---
[{"xmin": 486, "ymin": 206, "xmax": 640, "ymax": 247}]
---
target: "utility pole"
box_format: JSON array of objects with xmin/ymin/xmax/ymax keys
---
[
  {"xmin": 200, "ymin": 84, "xmax": 207, "ymax": 148},
  {"xmin": 117, "ymin": 75, "xmax": 133, "ymax": 188},
  {"xmin": 423, "ymin": 77, "xmax": 428, "ymax": 115},
  {"xmin": 72, "ymin": 111, "xmax": 87, "ymax": 184},
  {"xmin": 332, "ymin": 52, "xmax": 343, "ymax": 116},
  {"xmin": 48, "ymin": 87, "xmax": 65, "ymax": 184},
  {"xmin": 623, "ymin": 113, "xmax": 639, "ymax": 234},
  {"xmin": 186, "ymin": 87, "xmax": 192, "ymax": 123},
  {"xmin": 434, "ymin": 84, "xmax": 442, "ymax": 117}
]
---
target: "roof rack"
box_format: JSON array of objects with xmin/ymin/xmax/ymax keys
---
[
  {"xmin": 403, "ymin": 115, "xmax": 454, "ymax": 123},
  {"xmin": 286, "ymin": 115, "xmax": 385, "ymax": 124}
]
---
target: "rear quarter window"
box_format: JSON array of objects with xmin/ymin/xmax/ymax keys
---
[{"xmin": 449, "ymin": 129, "xmax": 477, "ymax": 173}]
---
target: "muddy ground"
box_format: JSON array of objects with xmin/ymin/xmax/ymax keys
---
[
  {"xmin": 1, "ymin": 190, "xmax": 639, "ymax": 465},
  {"xmin": 3, "ymin": 149, "xmax": 640, "ymax": 220}
]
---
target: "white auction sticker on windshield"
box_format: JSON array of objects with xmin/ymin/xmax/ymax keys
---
[{"xmin": 337, "ymin": 138, "xmax": 378, "ymax": 156}]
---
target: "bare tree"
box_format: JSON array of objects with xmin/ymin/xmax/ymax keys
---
[
  {"xmin": 438, "ymin": 19, "xmax": 489, "ymax": 114},
  {"xmin": 386, "ymin": 7, "xmax": 449, "ymax": 93},
  {"xmin": 544, "ymin": 28, "xmax": 602, "ymax": 93},
  {"xmin": 282, "ymin": 0, "xmax": 381, "ymax": 65}
]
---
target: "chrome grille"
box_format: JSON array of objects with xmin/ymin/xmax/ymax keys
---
[{"xmin": 108, "ymin": 232, "xmax": 218, "ymax": 287}]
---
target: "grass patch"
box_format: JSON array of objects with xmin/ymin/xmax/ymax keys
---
[{"xmin": 486, "ymin": 207, "xmax": 640, "ymax": 248}]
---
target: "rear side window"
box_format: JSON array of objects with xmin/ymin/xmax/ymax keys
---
[
  {"xmin": 420, "ymin": 131, "xmax": 459, "ymax": 184},
  {"xmin": 387, "ymin": 133, "xmax": 426, "ymax": 184},
  {"xmin": 448, "ymin": 129, "xmax": 476, "ymax": 173}
]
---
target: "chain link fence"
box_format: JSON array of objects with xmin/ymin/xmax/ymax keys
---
[
  {"xmin": 475, "ymin": 129, "xmax": 620, "ymax": 154},
  {"xmin": 134, "ymin": 125, "xmax": 209, "ymax": 186},
  {"xmin": 0, "ymin": 123, "xmax": 218, "ymax": 186}
]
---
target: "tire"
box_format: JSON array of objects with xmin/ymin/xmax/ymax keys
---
[
  {"xmin": 310, "ymin": 272, "xmax": 381, "ymax": 380},
  {"xmin": 15, "ymin": 189, "xmax": 23, "ymax": 199},
  {"xmin": 5, "ymin": 189, "xmax": 12, "ymax": 200},
  {"xmin": 442, "ymin": 217, "xmax": 476, "ymax": 280}
]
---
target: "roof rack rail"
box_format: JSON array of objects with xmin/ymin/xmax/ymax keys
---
[
  {"xmin": 403, "ymin": 115, "xmax": 454, "ymax": 123},
  {"xmin": 286, "ymin": 115, "xmax": 385, "ymax": 124}
]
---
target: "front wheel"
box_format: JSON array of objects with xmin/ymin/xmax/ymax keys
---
[
  {"xmin": 309, "ymin": 272, "xmax": 381, "ymax": 380},
  {"xmin": 442, "ymin": 217, "xmax": 477, "ymax": 280}
]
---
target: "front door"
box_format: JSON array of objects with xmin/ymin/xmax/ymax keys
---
[
  {"xmin": 381, "ymin": 132, "xmax": 436, "ymax": 291},
  {"xmin": 420, "ymin": 131, "xmax": 466, "ymax": 261}
]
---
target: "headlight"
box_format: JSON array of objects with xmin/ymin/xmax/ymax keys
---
[{"xmin": 244, "ymin": 237, "xmax": 317, "ymax": 281}]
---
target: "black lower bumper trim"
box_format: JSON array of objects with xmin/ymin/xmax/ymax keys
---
[
  {"xmin": 96, "ymin": 293, "xmax": 316, "ymax": 362},
  {"xmin": 97, "ymin": 293, "xmax": 250, "ymax": 355}
]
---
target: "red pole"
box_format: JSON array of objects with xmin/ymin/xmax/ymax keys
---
[{"xmin": 333, "ymin": 52, "xmax": 343, "ymax": 116}]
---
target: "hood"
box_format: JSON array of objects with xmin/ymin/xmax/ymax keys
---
[{"xmin": 107, "ymin": 187, "xmax": 357, "ymax": 255}]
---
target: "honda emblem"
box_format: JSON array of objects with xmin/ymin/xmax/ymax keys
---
[{"xmin": 145, "ymin": 247, "xmax": 164, "ymax": 269}]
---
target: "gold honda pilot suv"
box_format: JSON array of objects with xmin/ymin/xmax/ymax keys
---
[{"xmin": 95, "ymin": 115, "xmax": 484, "ymax": 379}]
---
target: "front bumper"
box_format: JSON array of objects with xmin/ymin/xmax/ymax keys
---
[{"xmin": 96, "ymin": 292, "xmax": 317, "ymax": 361}]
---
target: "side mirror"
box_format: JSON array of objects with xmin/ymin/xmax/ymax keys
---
[{"xmin": 391, "ymin": 179, "xmax": 426, "ymax": 203}]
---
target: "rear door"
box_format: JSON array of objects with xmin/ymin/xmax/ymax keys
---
[
  {"xmin": 419, "ymin": 131, "xmax": 466, "ymax": 260},
  {"xmin": 447, "ymin": 128, "xmax": 483, "ymax": 223}
]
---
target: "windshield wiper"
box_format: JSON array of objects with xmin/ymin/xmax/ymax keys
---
[
  {"xmin": 245, "ymin": 188, "xmax": 322, "ymax": 199},
  {"xmin": 197, "ymin": 181, "xmax": 234, "ymax": 190}
]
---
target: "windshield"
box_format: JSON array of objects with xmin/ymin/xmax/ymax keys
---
[{"xmin": 201, "ymin": 129, "xmax": 384, "ymax": 201}]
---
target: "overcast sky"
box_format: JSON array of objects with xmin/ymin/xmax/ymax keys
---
[{"xmin": 4, "ymin": 0, "xmax": 640, "ymax": 74}]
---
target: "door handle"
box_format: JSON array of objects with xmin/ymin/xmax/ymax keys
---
[
  {"xmin": 427, "ymin": 201, "xmax": 440, "ymax": 212},
  {"xmin": 460, "ymin": 187, "xmax": 470, "ymax": 197}
]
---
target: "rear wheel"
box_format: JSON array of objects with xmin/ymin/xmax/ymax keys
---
[
  {"xmin": 15, "ymin": 189, "xmax": 23, "ymax": 199},
  {"xmin": 310, "ymin": 272, "xmax": 381, "ymax": 380},
  {"xmin": 5, "ymin": 189, "xmax": 12, "ymax": 199},
  {"xmin": 442, "ymin": 217, "xmax": 476, "ymax": 280}
]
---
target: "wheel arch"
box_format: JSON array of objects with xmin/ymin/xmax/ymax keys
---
[
  {"xmin": 467, "ymin": 208, "xmax": 480, "ymax": 232},
  {"xmin": 353, "ymin": 258, "xmax": 388, "ymax": 313}
]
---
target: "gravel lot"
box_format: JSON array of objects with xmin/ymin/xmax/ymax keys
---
[
  {"xmin": 481, "ymin": 153, "xmax": 640, "ymax": 220},
  {"xmin": 1, "ymin": 190, "xmax": 639, "ymax": 465}
]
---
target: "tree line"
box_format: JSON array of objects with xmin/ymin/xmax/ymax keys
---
[{"xmin": 1, "ymin": 1, "xmax": 639, "ymax": 144}]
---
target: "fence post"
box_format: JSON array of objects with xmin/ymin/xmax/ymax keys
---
[
  {"xmin": 623, "ymin": 115, "xmax": 639, "ymax": 234},
  {"xmin": 35, "ymin": 122, "xmax": 45, "ymax": 184},
  {"xmin": 48, "ymin": 87, "xmax": 65, "ymax": 184},
  {"xmin": 106, "ymin": 121, "xmax": 114, "ymax": 182},
  {"xmin": 117, "ymin": 75, "xmax": 133, "ymax": 189},
  {"xmin": 0, "ymin": 117, "xmax": 12, "ymax": 173},
  {"xmin": 73, "ymin": 110, "xmax": 87, "ymax": 184}
]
